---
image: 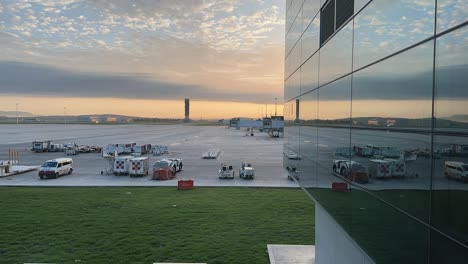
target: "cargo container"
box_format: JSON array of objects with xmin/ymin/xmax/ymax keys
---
[
  {"xmin": 129, "ymin": 157, "xmax": 149, "ymax": 177},
  {"xmin": 113, "ymin": 156, "xmax": 132, "ymax": 175}
]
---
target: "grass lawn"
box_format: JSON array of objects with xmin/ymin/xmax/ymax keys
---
[{"xmin": 0, "ymin": 187, "xmax": 314, "ymax": 264}]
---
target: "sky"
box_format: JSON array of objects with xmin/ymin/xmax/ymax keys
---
[{"xmin": 0, "ymin": 0, "xmax": 285, "ymax": 119}]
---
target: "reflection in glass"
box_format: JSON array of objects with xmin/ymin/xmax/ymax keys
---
[
  {"xmin": 317, "ymin": 76, "xmax": 351, "ymax": 189},
  {"xmin": 434, "ymin": 27, "xmax": 468, "ymax": 131},
  {"xmin": 432, "ymin": 26, "xmax": 468, "ymax": 251},
  {"xmin": 437, "ymin": 0, "xmax": 468, "ymax": 33},
  {"xmin": 301, "ymin": 13, "xmax": 320, "ymax": 64},
  {"xmin": 353, "ymin": 0, "xmax": 435, "ymax": 69},
  {"xmin": 298, "ymin": 90, "xmax": 318, "ymax": 187},
  {"xmin": 319, "ymin": 20, "xmax": 353, "ymax": 85},
  {"xmin": 352, "ymin": 42, "xmax": 434, "ymax": 123},
  {"xmin": 354, "ymin": 0, "xmax": 370, "ymax": 13},
  {"xmin": 300, "ymin": 53, "xmax": 319, "ymax": 94}
]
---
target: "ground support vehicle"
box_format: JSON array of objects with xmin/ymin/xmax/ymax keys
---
[
  {"xmin": 332, "ymin": 160, "xmax": 368, "ymax": 183},
  {"xmin": 218, "ymin": 164, "xmax": 235, "ymax": 179},
  {"xmin": 239, "ymin": 163, "xmax": 255, "ymax": 179}
]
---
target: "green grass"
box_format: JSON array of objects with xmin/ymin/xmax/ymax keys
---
[{"xmin": 0, "ymin": 187, "xmax": 314, "ymax": 264}]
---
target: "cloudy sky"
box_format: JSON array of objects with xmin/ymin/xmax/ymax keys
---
[{"xmin": 0, "ymin": 0, "xmax": 285, "ymax": 118}]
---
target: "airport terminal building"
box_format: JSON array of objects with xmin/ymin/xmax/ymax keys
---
[{"xmin": 284, "ymin": 0, "xmax": 467, "ymax": 263}]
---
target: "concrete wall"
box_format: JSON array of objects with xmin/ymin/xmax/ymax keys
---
[{"xmin": 315, "ymin": 204, "xmax": 375, "ymax": 264}]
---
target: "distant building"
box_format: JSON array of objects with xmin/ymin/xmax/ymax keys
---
[{"xmin": 368, "ymin": 120, "xmax": 379, "ymax": 126}]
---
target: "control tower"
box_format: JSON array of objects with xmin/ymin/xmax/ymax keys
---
[{"xmin": 184, "ymin": 99, "xmax": 190, "ymax": 122}]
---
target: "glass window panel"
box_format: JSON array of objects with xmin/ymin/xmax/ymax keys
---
[
  {"xmin": 335, "ymin": 0, "xmax": 354, "ymax": 30},
  {"xmin": 434, "ymin": 27, "xmax": 468, "ymax": 133},
  {"xmin": 432, "ymin": 27, "xmax": 468, "ymax": 250},
  {"xmin": 300, "ymin": 53, "xmax": 319, "ymax": 94},
  {"xmin": 351, "ymin": 43, "xmax": 433, "ymax": 221},
  {"xmin": 301, "ymin": 13, "xmax": 320, "ymax": 62},
  {"xmin": 317, "ymin": 76, "xmax": 351, "ymax": 188},
  {"xmin": 430, "ymin": 229, "xmax": 468, "ymax": 263},
  {"xmin": 302, "ymin": 0, "xmax": 321, "ymax": 32},
  {"xmin": 354, "ymin": 0, "xmax": 371, "ymax": 13},
  {"xmin": 352, "ymin": 42, "xmax": 433, "ymax": 126},
  {"xmin": 320, "ymin": 0, "xmax": 335, "ymax": 45},
  {"xmin": 285, "ymin": 99, "xmax": 301, "ymax": 155},
  {"xmin": 353, "ymin": 0, "xmax": 435, "ymax": 70},
  {"xmin": 437, "ymin": 0, "xmax": 468, "ymax": 33},
  {"xmin": 319, "ymin": 20, "xmax": 353, "ymax": 85},
  {"xmin": 297, "ymin": 90, "xmax": 319, "ymax": 187},
  {"xmin": 312, "ymin": 187, "xmax": 430, "ymax": 264}
]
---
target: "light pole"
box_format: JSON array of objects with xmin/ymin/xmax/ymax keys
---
[
  {"xmin": 64, "ymin": 107, "xmax": 67, "ymax": 125},
  {"xmin": 16, "ymin": 103, "xmax": 19, "ymax": 125},
  {"xmin": 274, "ymin": 98, "xmax": 278, "ymax": 116}
]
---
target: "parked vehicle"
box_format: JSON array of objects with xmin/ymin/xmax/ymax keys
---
[
  {"xmin": 353, "ymin": 145, "xmax": 373, "ymax": 157},
  {"xmin": 286, "ymin": 166, "xmax": 300, "ymax": 181},
  {"xmin": 48, "ymin": 143, "xmax": 64, "ymax": 152},
  {"xmin": 334, "ymin": 147, "xmax": 354, "ymax": 158},
  {"xmin": 202, "ymin": 149, "xmax": 220, "ymax": 159},
  {"xmin": 152, "ymin": 145, "xmax": 169, "ymax": 156},
  {"xmin": 113, "ymin": 156, "xmax": 132, "ymax": 175},
  {"xmin": 65, "ymin": 147, "xmax": 79, "ymax": 155},
  {"xmin": 129, "ymin": 157, "xmax": 149, "ymax": 177},
  {"xmin": 445, "ymin": 161, "xmax": 468, "ymax": 182},
  {"xmin": 384, "ymin": 158, "xmax": 406, "ymax": 177},
  {"xmin": 134, "ymin": 144, "xmax": 151, "ymax": 155},
  {"xmin": 153, "ymin": 158, "xmax": 183, "ymax": 175},
  {"xmin": 38, "ymin": 158, "xmax": 73, "ymax": 179},
  {"xmin": 368, "ymin": 159, "xmax": 391, "ymax": 178},
  {"xmin": 32, "ymin": 140, "xmax": 52, "ymax": 153},
  {"xmin": 284, "ymin": 150, "xmax": 302, "ymax": 160},
  {"xmin": 239, "ymin": 162, "xmax": 255, "ymax": 179},
  {"xmin": 332, "ymin": 160, "xmax": 368, "ymax": 183},
  {"xmin": 218, "ymin": 164, "xmax": 235, "ymax": 179}
]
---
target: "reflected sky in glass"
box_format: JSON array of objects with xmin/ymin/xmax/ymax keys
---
[{"xmin": 353, "ymin": 0, "xmax": 434, "ymax": 70}]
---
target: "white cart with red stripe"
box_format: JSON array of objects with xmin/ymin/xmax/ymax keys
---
[
  {"xmin": 113, "ymin": 156, "xmax": 132, "ymax": 175},
  {"xmin": 129, "ymin": 157, "xmax": 149, "ymax": 177}
]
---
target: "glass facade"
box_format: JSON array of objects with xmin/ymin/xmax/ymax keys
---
[{"xmin": 284, "ymin": 0, "xmax": 468, "ymax": 263}]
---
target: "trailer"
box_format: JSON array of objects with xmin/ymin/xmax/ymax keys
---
[
  {"xmin": 384, "ymin": 158, "xmax": 406, "ymax": 177},
  {"xmin": 152, "ymin": 145, "xmax": 169, "ymax": 156},
  {"xmin": 65, "ymin": 147, "xmax": 79, "ymax": 155},
  {"xmin": 134, "ymin": 144, "xmax": 151, "ymax": 155},
  {"xmin": 353, "ymin": 145, "xmax": 373, "ymax": 157},
  {"xmin": 202, "ymin": 149, "xmax": 220, "ymax": 159},
  {"xmin": 32, "ymin": 140, "xmax": 52, "ymax": 153},
  {"xmin": 129, "ymin": 157, "xmax": 149, "ymax": 177},
  {"xmin": 368, "ymin": 159, "xmax": 391, "ymax": 178},
  {"xmin": 113, "ymin": 156, "xmax": 132, "ymax": 175}
]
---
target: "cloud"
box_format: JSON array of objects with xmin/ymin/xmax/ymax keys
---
[{"xmin": 0, "ymin": 61, "xmax": 278, "ymax": 102}]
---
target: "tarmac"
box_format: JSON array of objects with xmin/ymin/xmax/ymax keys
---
[
  {"xmin": 1, "ymin": 124, "xmax": 466, "ymax": 191},
  {"xmin": 0, "ymin": 124, "xmax": 298, "ymax": 188}
]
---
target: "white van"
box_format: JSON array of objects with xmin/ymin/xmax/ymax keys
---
[
  {"xmin": 38, "ymin": 158, "xmax": 73, "ymax": 179},
  {"xmin": 444, "ymin": 161, "xmax": 468, "ymax": 182}
]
